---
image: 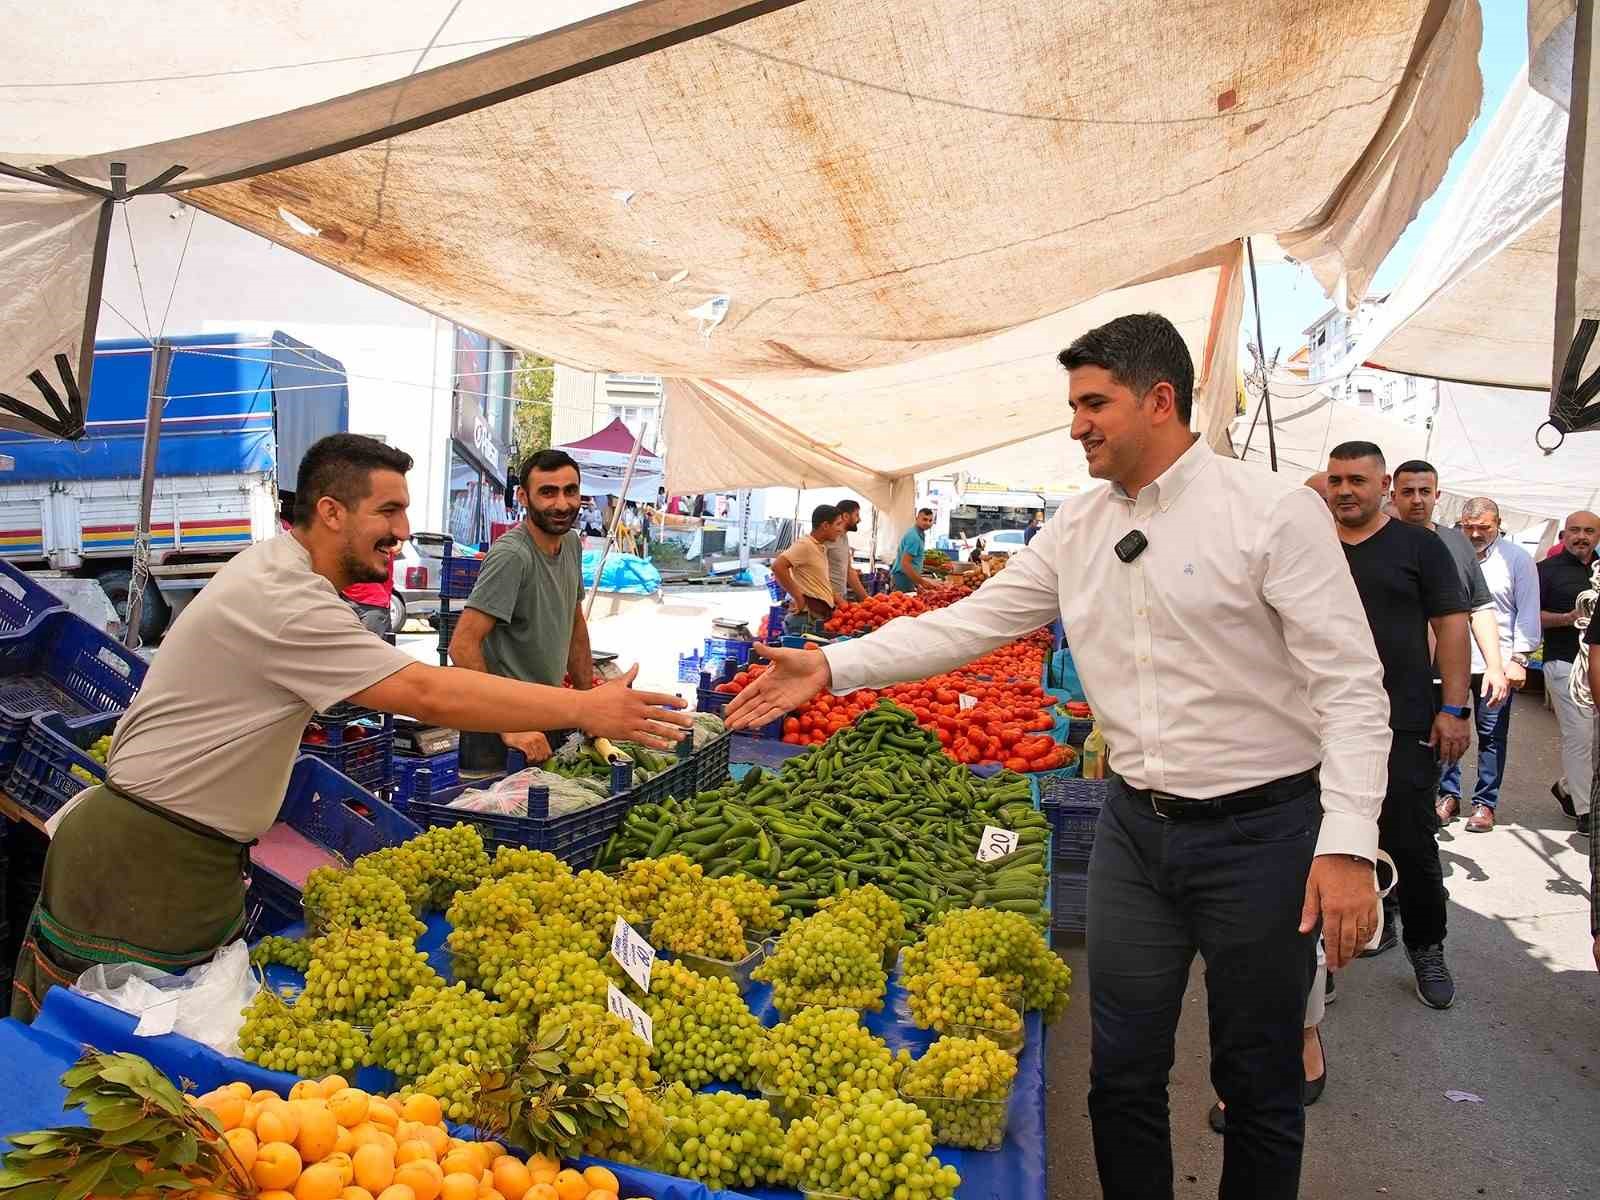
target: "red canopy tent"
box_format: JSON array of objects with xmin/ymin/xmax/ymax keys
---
[{"xmin": 555, "ymin": 418, "xmax": 663, "ymax": 502}]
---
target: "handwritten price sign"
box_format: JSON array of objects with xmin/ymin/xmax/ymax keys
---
[
  {"xmin": 977, "ymin": 825, "xmax": 1019, "ymax": 863},
  {"xmin": 610, "ymin": 917, "xmax": 656, "ymax": 992},
  {"xmin": 606, "ymin": 984, "xmax": 654, "ymax": 1047}
]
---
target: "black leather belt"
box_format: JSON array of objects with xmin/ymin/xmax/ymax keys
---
[{"xmin": 1119, "ymin": 768, "xmax": 1319, "ymax": 821}]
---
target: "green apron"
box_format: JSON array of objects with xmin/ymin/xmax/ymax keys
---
[{"xmin": 9, "ymin": 784, "xmax": 251, "ymax": 1022}]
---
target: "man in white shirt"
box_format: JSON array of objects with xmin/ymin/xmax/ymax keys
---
[
  {"xmin": 725, "ymin": 313, "xmax": 1389, "ymax": 1200},
  {"xmin": 1437, "ymin": 498, "xmax": 1542, "ymax": 833}
]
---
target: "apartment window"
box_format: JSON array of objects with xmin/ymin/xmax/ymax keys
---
[
  {"xmin": 1405, "ymin": 376, "xmax": 1418, "ymax": 401},
  {"xmin": 1379, "ymin": 386, "xmax": 1394, "ymax": 411},
  {"xmin": 1357, "ymin": 388, "xmax": 1374, "ymax": 407}
]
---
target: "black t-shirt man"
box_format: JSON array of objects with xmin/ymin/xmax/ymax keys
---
[
  {"xmin": 1342, "ymin": 520, "xmax": 1469, "ymax": 732},
  {"xmin": 1539, "ymin": 548, "xmax": 1595, "ymax": 664}
]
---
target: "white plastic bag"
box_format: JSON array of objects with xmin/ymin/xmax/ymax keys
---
[{"xmin": 73, "ymin": 940, "xmax": 258, "ymax": 1057}]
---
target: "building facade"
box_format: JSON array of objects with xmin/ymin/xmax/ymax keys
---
[
  {"xmin": 551, "ymin": 368, "xmax": 665, "ymax": 450},
  {"xmin": 1303, "ymin": 301, "xmax": 1438, "ymax": 429}
]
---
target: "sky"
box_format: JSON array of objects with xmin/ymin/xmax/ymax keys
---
[{"xmin": 1249, "ymin": 0, "xmax": 1532, "ymax": 361}]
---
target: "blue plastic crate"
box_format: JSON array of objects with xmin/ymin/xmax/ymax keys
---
[
  {"xmin": 439, "ymin": 544, "xmax": 483, "ymax": 600},
  {"xmin": 676, "ymin": 651, "xmax": 704, "ymax": 683},
  {"xmin": 1050, "ymin": 862, "xmax": 1088, "ymax": 936},
  {"xmin": 300, "ymin": 713, "xmax": 395, "ymax": 793},
  {"xmin": 6, "ymin": 710, "xmax": 120, "ymax": 821},
  {"xmin": 399, "ymin": 777, "xmax": 638, "ymax": 869},
  {"xmin": 696, "ymin": 685, "xmax": 783, "ymax": 741},
  {"xmin": 1040, "ymin": 775, "xmax": 1106, "ymax": 865},
  {"xmin": 766, "ymin": 576, "xmax": 787, "ymax": 602},
  {"xmin": 244, "ymin": 757, "xmax": 422, "ymax": 937},
  {"xmin": 392, "ymin": 749, "xmax": 460, "ymax": 805},
  {"xmin": 704, "ymin": 636, "xmax": 753, "ymax": 667},
  {"xmin": 0, "ymin": 611, "xmax": 146, "ymax": 773},
  {"xmin": 0, "ymin": 561, "xmax": 63, "ymax": 636}
]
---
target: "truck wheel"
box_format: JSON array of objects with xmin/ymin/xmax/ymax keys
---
[
  {"xmin": 389, "ymin": 591, "xmax": 408, "ymax": 633},
  {"xmin": 97, "ymin": 569, "xmax": 171, "ymax": 644}
]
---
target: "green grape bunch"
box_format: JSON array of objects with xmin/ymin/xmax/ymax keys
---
[
  {"xmin": 249, "ymin": 935, "xmax": 311, "ymax": 973},
  {"xmin": 616, "ymin": 854, "xmax": 705, "ymax": 923},
  {"xmin": 782, "ymin": 1087, "xmax": 962, "ymax": 1200},
  {"xmin": 238, "ymin": 989, "xmax": 369, "ymax": 1076},
  {"xmin": 581, "ymin": 1082, "xmax": 667, "ymax": 1165},
  {"xmin": 298, "ymin": 926, "xmax": 443, "ymax": 1025},
  {"xmin": 753, "ymin": 911, "xmax": 887, "ymax": 1014},
  {"xmin": 700, "ymin": 874, "xmax": 786, "ymax": 935},
  {"xmin": 536, "ymin": 1002, "xmax": 658, "ymax": 1091},
  {"xmin": 401, "ymin": 1061, "xmax": 485, "ymax": 1124},
  {"xmin": 303, "ymin": 866, "xmax": 425, "ymax": 939},
  {"xmin": 748, "ymin": 1007, "xmax": 903, "ymax": 1106},
  {"xmin": 903, "ymin": 957, "xmax": 1023, "ymax": 1040},
  {"xmin": 368, "ymin": 980, "xmax": 521, "ymax": 1084},
  {"xmin": 646, "ymin": 1083, "xmax": 788, "ymax": 1192},
  {"xmin": 68, "ymin": 734, "xmax": 114, "ymax": 785},
  {"xmin": 650, "ymin": 890, "xmax": 746, "ymax": 961},
  {"xmin": 529, "ymin": 869, "xmax": 639, "ymax": 943},
  {"xmin": 643, "ymin": 961, "xmax": 765, "ymax": 1089},
  {"xmin": 449, "ymin": 912, "xmax": 602, "ymax": 993},
  {"xmin": 816, "ymin": 884, "xmax": 907, "ymax": 954},
  {"xmin": 490, "ymin": 845, "xmax": 571, "ymax": 883},
  {"xmin": 898, "ymin": 1034, "xmax": 1017, "ymax": 1150},
  {"xmin": 492, "ymin": 948, "xmax": 610, "ymax": 1018},
  {"xmin": 905, "ymin": 908, "xmax": 1071, "ymax": 1020}
]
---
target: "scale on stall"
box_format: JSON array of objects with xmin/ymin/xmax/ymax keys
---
[
  {"xmin": 710, "ymin": 619, "xmax": 754, "ymax": 641},
  {"xmin": 394, "ymin": 719, "xmax": 459, "ymax": 757}
]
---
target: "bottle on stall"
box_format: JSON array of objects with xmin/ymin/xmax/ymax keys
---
[{"xmin": 1081, "ymin": 725, "xmax": 1105, "ymax": 780}]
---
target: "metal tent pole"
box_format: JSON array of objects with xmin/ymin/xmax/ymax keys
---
[
  {"xmin": 124, "ymin": 339, "xmax": 171, "ymax": 648},
  {"xmin": 1245, "ymin": 238, "xmax": 1279, "ymax": 471},
  {"xmin": 584, "ymin": 427, "xmax": 646, "ymax": 618}
]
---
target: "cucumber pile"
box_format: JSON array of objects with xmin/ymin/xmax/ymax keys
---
[{"xmin": 595, "ymin": 701, "xmax": 1050, "ymax": 936}]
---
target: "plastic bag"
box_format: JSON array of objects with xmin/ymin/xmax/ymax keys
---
[
  {"xmin": 72, "ymin": 940, "xmax": 258, "ymax": 1057},
  {"xmin": 448, "ymin": 766, "xmax": 607, "ymax": 818}
]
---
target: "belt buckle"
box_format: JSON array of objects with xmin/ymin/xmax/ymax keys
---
[{"xmin": 1151, "ymin": 791, "xmax": 1180, "ymax": 820}]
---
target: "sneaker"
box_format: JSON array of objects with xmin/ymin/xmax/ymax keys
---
[
  {"xmin": 1360, "ymin": 916, "xmax": 1398, "ymax": 958},
  {"xmin": 1405, "ymin": 943, "xmax": 1456, "ymax": 1010},
  {"xmin": 1578, "ymin": 811, "xmax": 1592, "ymax": 836},
  {"xmin": 1324, "ymin": 972, "xmax": 1337, "ymax": 1005},
  {"xmin": 1553, "ymin": 781, "xmax": 1577, "ymax": 819}
]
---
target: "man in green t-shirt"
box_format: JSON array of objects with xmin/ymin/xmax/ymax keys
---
[
  {"xmin": 450, "ymin": 449, "xmax": 592, "ymax": 770},
  {"xmin": 891, "ymin": 508, "xmax": 938, "ymax": 592}
]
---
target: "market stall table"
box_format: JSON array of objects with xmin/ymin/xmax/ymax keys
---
[{"xmin": 0, "ymin": 908, "xmax": 1051, "ymax": 1200}]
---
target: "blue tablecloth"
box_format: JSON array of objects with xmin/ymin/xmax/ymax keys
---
[{"xmin": 1, "ymin": 913, "xmax": 1050, "ymax": 1200}]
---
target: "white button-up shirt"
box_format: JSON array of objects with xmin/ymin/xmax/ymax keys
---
[
  {"xmin": 1470, "ymin": 534, "xmax": 1542, "ymax": 674},
  {"xmin": 826, "ymin": 436, "xmax": 1392, "ymax": 860}
]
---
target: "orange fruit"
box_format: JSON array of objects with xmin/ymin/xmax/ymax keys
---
[
  {"xmin": 583, "ymin": 1192, "xmax": 616, "ymax": 1200},
  {"xmin": 259, "ymin": 1191, "xmax": 297, "ymax": 1200},
  {"xmin": 393, "ymin": 1162, "xmax": 442, "ymax": 1200},
  {"xmin": 335, "ymin": 1127, "xmax": 357, "ymax": 1157},
  {"xmin": 440, "ymin": 1153, "xmax": 481, "ymax": 1179},
  {"xmin": 290, "ymin": 1081, "xmax": 325, "ymax": 1102},
  {"xmin": 525, "ymin": 1157, "xmax": 559, "ymax": 1180},
  {"xmin": 477, "ymin": 1190, "xmax": 505, "ymax": 1200},
  {"xmin": 439, "ymin": 1175, "xmax": 478, "ymax": 1200},
  {"xmin": 343, "ymin": 1190, "xmax": 376, "ymax": 1200},
  {"xmin": 253, "ymin": 1089, "xmax": 281, "ymax": 1103},
  {"xmin": 329, "ymin": 1089, "xmax": 371, "ymax": 1129},
  {"xmin": 252, "ymin": 1142, "xmax": 303, "ymax": 1192},
  {"xmin": 416, "ymin": 1126, "xmax": 449, "ymax": 1159},
  {"xmin": 580, "ymin": 1168, "xmax": 617, "ymax": 1195},
  {"xmin": 295, "ymin": 1163, "xmax": 344, "ymax": 1200},
  {"xmin": 352, "ymin": 1144, "xmax": 396, "ymax": 1194},
  {"xmin": 400, "ymin": 1094, "xmax": 443, "ymax": 1127},
  {"xmin": 222, "ymin": 1127, "xmax": 260, "ymax": 1174},
  {"xmin": 322, "ymin": 1153, "xmax": 355, "ymax": 1187},
  {"xmin": 396, "ymin": 1141, "xmax": 436, "ymax": 1166},
  {"xmin": 320, "ymin": 1075, "xmax": 351, "ymax": 1098},
  {"xmin": 523, "ymin": 1188, "xmax": 558, "ymax": 1200},
  {"xmin": 376, "ymin": 1188, "xmax": 416, "ymax": 1200},
  {"xmin": 225, "ymin": 1082, "xmax": 255, "ymax": 1099},
  {"xmin": 490, "ymin": 1159, "xmax": 531, "ymax": 1200},
  {"xmin": 297, "ymin": 1107, "xmax": 341, "ymax": 1164},
  {"xmin": 200, "ymin": 1091, "xmax": 248, "ymax": 1131},
  {"xmin": 257, "ymin": 1102, "xmax": 301, "ymax": 1147},
  {"xmin": 528, "ymin": 1164, "xmax": 557, "ymax": 1188},
  {"xmin": 551, "ymin": 1171, "xmax": 587, "ymax": 1200},
  {"xmin": 367, "ymin": 1103, "xmax": 400, "ymax": 1132}
]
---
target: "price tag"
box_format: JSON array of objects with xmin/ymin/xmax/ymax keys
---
[
  {"xmin": 610, "ymin": 916, "xmax": 656, "ymax": 992},
  {"xmin": 606, "ymin": 983, "xmax": 654, "ymax": 1047},
  {"xmin": 958, "ymin": 694, "xmax": 979, "ymax": 711},
  {"xmin": 977, "ymin": 825, "xmax": 1019, "ymax": 863}
]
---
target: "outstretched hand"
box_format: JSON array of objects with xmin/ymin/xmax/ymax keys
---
[
  {"xmin": 579, "ymin": 665, "xmax": 692, "ymax": 750},
  {"xmin": 724, "ymin": 643, "xmax": 833, "ymax": 729}
]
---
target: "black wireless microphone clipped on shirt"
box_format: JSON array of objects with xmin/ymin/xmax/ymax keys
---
[{"xmin": 1114, "ymin": 530, "xmax": 1149, "ymax": 563}]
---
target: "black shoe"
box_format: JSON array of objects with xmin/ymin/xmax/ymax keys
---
[
  {"xmin": 1207, "ymin": 1101, "xmax": 1226, "ymax": 1135},
  {"xmin": 1578, "ymin": 811, "xmax": 1592, "ymax": 836},
  {"xmin": 1303, "ymin": 1026, "xmax": 1327, "ymax": 1107},
  {"xmin": 1553, "ymin": 781, "xmax": 1577, "ymax": 819},
  {"xmin": 1356, "ymin": 928, "xmax": 1395, "ymax": 966},
  {"xmin": 1405, "ymin": 942, "xmax": 1456, "ymax": 1010},
  {"xmin": 1324, "ymin": 972, "xmax": 1337, "ymax": 1005}
]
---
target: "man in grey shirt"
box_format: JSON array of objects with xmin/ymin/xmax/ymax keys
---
[
  {"xmin": 827, "ymin": 499, "xmax": 869, "ymax": 603},
  {"xmin": 450, "ymin": 449, "xmax": 592, "ymax": 770}
]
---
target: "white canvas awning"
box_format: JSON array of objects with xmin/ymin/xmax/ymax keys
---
[{"xmin": 1, "ymin": 0, "xmax": 1482, "ymax": 464}]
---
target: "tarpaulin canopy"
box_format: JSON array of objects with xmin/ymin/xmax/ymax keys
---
[
  {"xmin": 1, "ymin": 0, "xmax": 1482, "ymax": 466},
  {"xmin": 556, "ymin": 416, "xmax": 665, "ymax": 499}
]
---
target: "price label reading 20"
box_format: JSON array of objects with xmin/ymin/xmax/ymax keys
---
[
  {"xmin": 977, "ymin": 825, "xmax": 1020, "ymax": 863},
  {"xmin": 610, "ymin": 917, "xmax": 656, "ymax": 993}
]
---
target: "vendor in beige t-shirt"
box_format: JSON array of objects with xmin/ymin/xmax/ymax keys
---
[
  {"xmin": 9, "ymin": 434, "xmax": 690, "ymax": 1023},
  {"xmin": 772, "ymin": 505, "xmax": 844, "ymax": 635}
]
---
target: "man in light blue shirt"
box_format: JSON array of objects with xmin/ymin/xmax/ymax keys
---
[
  {"xmin": 891, "ymin": 508, "xmax": 937, "ymax": 592},
  {"xmin": 1438, "ymin": 497, "xmax": 1542, "ymax": 832}
]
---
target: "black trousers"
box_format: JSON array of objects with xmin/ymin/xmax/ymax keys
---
[
  {"xmin": 1379, "ymin": 731, "xmax": 1448, "ymax": 950},
  {"xmin": 1087, "ymin": 774, "xmax": 1321, "ymax": 1200}
]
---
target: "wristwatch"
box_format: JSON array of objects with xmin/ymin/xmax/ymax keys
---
[
  {"xmin": 1510, "ymin": 653, "xmax": 1529, "ymax": 666},
  {"xmin": 1439, "ymin": 703, "xmax": 1470, "ymax": 719}
]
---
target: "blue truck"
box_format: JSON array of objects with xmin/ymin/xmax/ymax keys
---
[{"xmin": 0, "ymin": 332, "xmax": 349, "ymax": 642}]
